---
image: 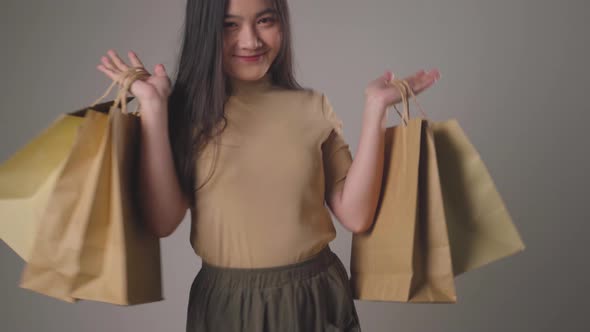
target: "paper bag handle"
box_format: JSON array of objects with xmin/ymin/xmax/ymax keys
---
[
  {"xmin": 88, "ymin": 66, "xmax": 151, "ymax": 117},
  {"xmin": 388, "ymin": 78, "xmax": 429, "ymax": 126}
]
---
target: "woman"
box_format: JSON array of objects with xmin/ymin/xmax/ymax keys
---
[{"xmin": 97, "ymin": 0, "xmax": 440, "ymax": 330}]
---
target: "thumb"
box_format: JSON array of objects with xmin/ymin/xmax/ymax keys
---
[
  {"xmin": 383, "ymin": 70, "xmax": 394, "ymax": 83},
  {"xmin": 154, "ymin": 64, "xmax": 168, "ymax": 77}
]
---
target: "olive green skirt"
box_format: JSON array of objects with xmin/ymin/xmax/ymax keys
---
[{"xmin": 185, "ymin": 245, "xmax": 361, "ymax": 331}]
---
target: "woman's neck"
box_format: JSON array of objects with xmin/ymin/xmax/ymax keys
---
[{"xmin": 228, "ymin": 73, "xmax": 273, "ymax": 96}]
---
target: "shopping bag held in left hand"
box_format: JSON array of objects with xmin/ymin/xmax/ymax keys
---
[{"xmin": 350, "ymin": 79, "xmax": 457, "ymax": 303}]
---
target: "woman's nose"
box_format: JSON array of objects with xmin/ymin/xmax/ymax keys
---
[{"xmin": 238, "ymin": 25, "xmax": 261, "ymax": 50}]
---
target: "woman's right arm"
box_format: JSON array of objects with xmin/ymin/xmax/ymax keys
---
[
  {"xmin": 97, "ymin": 49, "xmax": 188, "ymax": 238},
  {"xmin": 138, "ymin": 105, "xmax": 189, "ymax": 238}
]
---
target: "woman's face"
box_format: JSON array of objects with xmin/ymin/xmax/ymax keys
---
[{"xmin": 222, "ymin": 0, "xmax": 282, "ymax": 82}]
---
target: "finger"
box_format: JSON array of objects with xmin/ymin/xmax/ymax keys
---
[
  {"xmin": 411, "ymin": 78, "xmax": 430, "ymax": 94},
  {"xmin": 411, "ymin": 72, "xmax": 437, "ymax": 94},
  {"xmin": 128, "ymin": 50, "xmax": 145, "ymax": 68},
  {"xmin": 427, "ymin": 68, "xmax": 441, "ymax": 81},
  {"xmin": 383, "ymin": 70, "xmax": 393, "ymax": 83},
  {"xmin": 418, "ymin": 69, "xmax": 440, "ymax": 89},
  {"xmin": 107, "ymin": 49, "xmax": 129, "ymax": 71},
  {"xmin": 420, "ymin": 68, "xmax": 440, "ymax": 81},
  {"xmin": 101, "ymin": 56, "xmax": 116, "ymax": 71},
  {"xmin": 97, "ymin": 64, "xmax": 119, "ymax": 81},
  {"xmin": 154, "ymin": 64, "xmax": 168, "ymax": 77},
  {"xmin": 406, "ymin": 70, "xmax": 432, "ymax": 94}
]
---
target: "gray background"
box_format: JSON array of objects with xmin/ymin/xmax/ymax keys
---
[{"xmin": 1, "ymin": 0, "xmax": 588, "ymax": 331}]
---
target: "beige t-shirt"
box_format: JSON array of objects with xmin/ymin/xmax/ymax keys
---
[{"xmin": 189, "ymin": 74, "xmax": 353, "ymax": 268}]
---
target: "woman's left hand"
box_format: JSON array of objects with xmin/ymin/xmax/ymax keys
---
[{"xmin": 364, "ymin": 68, "xmax": 441, "ymax": 111}]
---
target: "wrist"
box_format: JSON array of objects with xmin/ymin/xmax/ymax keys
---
[
  {"xmin": 363, "ymin": 101, "xmax": 387, "ymax": 132},
  {"xmin": 140, "ymin": 103, "xmax": 168, "ymax": 129},
  {"xmin": 364, "ymin": 95, "xmax": 387, "ymax": 111}
]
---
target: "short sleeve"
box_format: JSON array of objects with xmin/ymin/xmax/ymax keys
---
[{"xmin": 320, "ymin": 94, "xmax": 353, "ymax": 200}]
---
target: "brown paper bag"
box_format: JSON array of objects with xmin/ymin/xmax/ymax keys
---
[
  {"xmin": 430, "ymin": 120, "xmax": 525, "ymax": 276},
  {"xmin": 350, "ymin": 80, "xmax": 456, "ymax": 303},
  {"xmin": 0, "ymin": 115, "xmax": 84, "ymax": 261},
  {"xmin": 19, "ymin": 68, "xmax": 163, "ymax": 305}
]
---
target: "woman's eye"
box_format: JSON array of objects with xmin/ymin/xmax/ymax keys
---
[
  {"xmin": 258, "ymin": 17, "xmax": 276, "ymax": 25},
  {"xmin": 224, "ymin": 22, "xmax": 237, "ymax": 28}
]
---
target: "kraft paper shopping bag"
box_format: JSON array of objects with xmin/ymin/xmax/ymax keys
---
[
  {"xmin": 430, "ymin": 120, "xmax": 525, "ymax": 276},
  {"xmin": 19, "ymin": 67, "xmax": 163, "ymax": 305},
  {"xmin": 350, "ymin": 79, "xmax": 456, "ymax": 303},
  {"xmin": 0, "ymin": 115, "xmax": 83, "ymax": 261}
]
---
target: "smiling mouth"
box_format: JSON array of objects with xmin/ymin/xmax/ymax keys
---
[{"xmin": 235, "ymin": 51, "xmax": 267, "ymax": 59}]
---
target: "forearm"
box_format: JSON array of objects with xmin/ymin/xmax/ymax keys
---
[
  {"xmin": 339, "ymin": 100, "xmax": 386, "ymax": 233},
  {"xmin": 138, "ymin": 105, "xmax": 188, "ymax": 237}
]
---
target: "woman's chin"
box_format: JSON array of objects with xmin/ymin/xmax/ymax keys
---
[{"xmin": 228, "ymin": 67, "xmax": 270, "ymax": 81}]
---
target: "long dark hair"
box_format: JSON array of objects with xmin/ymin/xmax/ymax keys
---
[{"xmin": 168, "ymin": 0, "xmax": 304, "ymax": 203}]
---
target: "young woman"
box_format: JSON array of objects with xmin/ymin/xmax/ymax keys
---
[{"xmin": 97, "ymin": 0, "xmax": 440, "ymax": 330}]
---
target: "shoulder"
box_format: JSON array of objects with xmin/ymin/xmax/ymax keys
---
[
  {"xmin": 268, "ymin": 87, "xmax": 343, "ymax": 134},
  {"xmin": 267, "ymin": 86, "xmax": 323, "ymax": 104},
  {"xmin": 304, "ymin": 89, "xmax": 343, "ymax": 136},
  {"xmin": 270, "ymin": 87, "xmax": 333, "ymax": 114}
]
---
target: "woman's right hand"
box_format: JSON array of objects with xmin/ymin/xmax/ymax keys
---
[{"xmin": 97, "ymin": 49, "xmax": 171, "ymax": 112}]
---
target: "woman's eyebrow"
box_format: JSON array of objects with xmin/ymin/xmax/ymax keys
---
[{"xmin": 225, "ymin": 8, "xmax": 278, "ymax": 19}]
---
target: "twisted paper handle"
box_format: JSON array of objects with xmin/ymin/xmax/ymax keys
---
[
  {"xmin": 388, "ymin": 78, "xmax": 430, "ymax": 126},
  {"xmin": 89, "ymin": 66, "xmax": 151, "ymax": 117}
]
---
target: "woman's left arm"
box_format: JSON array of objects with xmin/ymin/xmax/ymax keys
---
[{"xmin": 328, "ymin": 69, "xmax": 440, "ymax": 234}]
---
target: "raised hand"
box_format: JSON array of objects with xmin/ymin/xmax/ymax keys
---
[
  {"xmin": 365, "ymin": 68, "xmax": 441, "ymax": 111},
  {"xmin": 97, "ymin": 49, "xmax": 171, "ymax": 112}
]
